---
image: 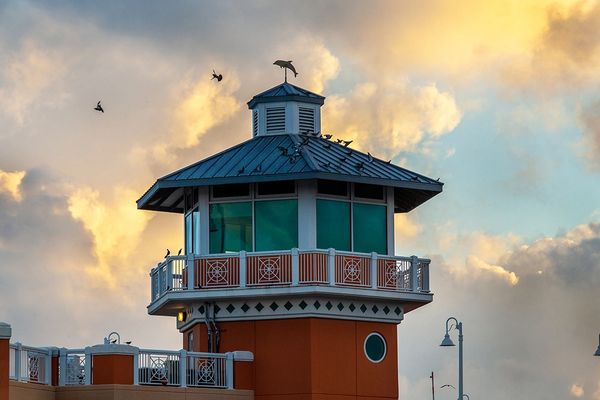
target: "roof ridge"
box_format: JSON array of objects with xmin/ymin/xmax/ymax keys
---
[{"xmin": 293, "ymin": 134, "xmax": 320, "ymax": 171}]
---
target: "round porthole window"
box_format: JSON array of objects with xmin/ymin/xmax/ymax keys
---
[{"xmin": 364, "ymin": 332, "xmax": 387, "ymax": 363}]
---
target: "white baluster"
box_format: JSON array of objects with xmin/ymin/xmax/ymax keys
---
[
  {"xmin": 371, "ymin": 252, "xmax": 378, "ymax": 289},
  {"xmin": 45, "ymin": 348, "xmax": 52, "ymax": 385},
  {"xmin": 179, "ymin": 349, "xmax": 187, "ymax": 387},
  {"xmin": 15, "ymin": 342, "xmax": 22, "ymax": 382},
  {"xmin": 239, "ymin": 251, "xmax": 247, "ymax": 288},
  {"xmin": 187, "ymin": 254, "xmax": 195, "ymax": 290},
  {"xmin": 132, "ymin": 347, "xmax": 139, "ymax": 385},
  {"xmin": 291, "ymin": 248, "xmax": 299, "ymax": 286},
  {"xmin": 58, "ymin": 348, "xmax": 67, "ymax": 386},
  {"xmin": 225, "ymin": 352, "xmax": 234, "ymax": 389},
  {"xmin": 328, "ymin": 248, "xmax": 335, "ymax": 286},
  {"xmin": 84, "ymin": 347, "xmax": 91, "ymax": 385}
]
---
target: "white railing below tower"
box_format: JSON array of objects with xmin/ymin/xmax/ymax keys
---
[
  {"xmin": 9, "ymin": 343, "xmax": 52, "ymax": 385},
  {"xmin": 59, "ymin": 348, "xmax": 91, "ymax": 385},
  {"xmin": 150, "ymin": 249, "xmax": 431, "ymax": 301}
]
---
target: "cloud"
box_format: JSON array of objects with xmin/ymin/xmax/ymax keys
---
[
  {"xmin": 0, "ymin": 40, "xmax": 68, "ymax": 125},
  {"xmin": 67, "ymin": 186, "xmax": 153, "ymax": 287},
  {"xmin": 323, "ymin": 81, "xmax": 461, "ymax": 157},
  {"xmin": 570, "ymin": 383, "xmax": 584, "ymax": 397},
  {"xmin": 578, "ymin": 98, "xmax": 600, "ymax": 170},
  {"xmin": 466, "ymin": 255, "xmax": 519, "ymax": 285},
  {"xmin": 0, "ymin": 169, "xmax": 26, "ymax": 201}
]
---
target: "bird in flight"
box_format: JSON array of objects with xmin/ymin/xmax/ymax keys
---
[
  {"xmin": 273, "ymin": 60, "xmax": 298, "ymax": 78},
  {"xmin": 94, "ymin": 101, "xmax": 104, "ymax": 113},
  {"xmin": 211, "ymin": 70, "xmax": 223, "ymax": 82}
]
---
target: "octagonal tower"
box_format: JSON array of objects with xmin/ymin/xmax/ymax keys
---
[{"xmin": 138, "ymin": 81, "xmax": 443, "ymax": 399}]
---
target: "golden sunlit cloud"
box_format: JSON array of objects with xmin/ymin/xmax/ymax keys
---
[
  {"xmin": 0, "ymin": 41, "xmax": 67, "ymax": 125},
  {"xmin": 0, "ymin": 169, "xmax": 26, "ymax": 201},
  {"xmin": 68, "ymin": 186, "xmax": 153, "ymax": 287},
  {"xmin": 466, "ymin": 255, "xmax": 519, "ymax": 286},
  {"xmin": 570, "ymin": 383, "xmax": 585, "ymax": 397},
  {"xmin": 578, "ymin": 99, "xmax": 600, "ymax": 170},
  {"xmin": 394, "ymin": 214, "xmax": 420, "ymax": 239},
  {"xmin": 323, "ymin": 81, "xmax": 461, "ymax": 157}
]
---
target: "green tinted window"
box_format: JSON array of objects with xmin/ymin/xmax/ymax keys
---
[
  {"xmin": 185, "ymin": 212, "xmax": 193, "ymax": 254},
  {"xmin": 353, "ymin": 203, "xmax": 387, "ymax": 254},
  {"xmin": 193, "ymin": 210, "xmax": 200, "ymax": 254},
  {"xmin": 316, "ymin": 199, "xmax": 350, "ymax": 251},
  {"xmin": 255, "ymin": 200, "xmax": 298, "ymax": 251},
  {"xmin": 209, "ymin": 202, "xmax": 252, "ymax": 253}
]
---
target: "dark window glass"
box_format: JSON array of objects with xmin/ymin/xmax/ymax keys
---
[
  {"xmin": 317, "ymin": 180, "xmax": 348, "ymax": 197},
  {"xmin": 354, "ymin": 183, "xmax": 384, "ymax": 200},
  {"xmin": 187, "ymin": 331, "xmax": 194, "ymax": 351},
  {"xmin": 212, "ymin": 184, "xmax": 250, "ymax": 198},
  {"xmin": 255, "ymin": 200, "xmax": 298, "ymax": 251},
  {"xmin": 316, "ymin": 199, "xmax": 350, "ymax": 250},
  {"xmin": 364, "ymin": 333, "xmax": 386, "ymax": 363},
  {"xmin": 257, "ymin": 181, "xmax": 295, "ymax": 196},
  {"xmin": 185, "ymin": 189, "xmax": 194, "ymax": 212},
  {"xmin": 209, "ymin": 202, "xmax": 253, "ymax": 253},
  {"xmin": 353, "ymin": 203, "xmax": 387, "ymax": 254}
]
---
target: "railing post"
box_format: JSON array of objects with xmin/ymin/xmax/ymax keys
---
[
  {"xmin": 225, "ymin": 352, "xmax": 234, "ymax": 389},
  {"xmin": 328, "ymin": 248, "xmax": 335, "ymax": 286},
  {"xmin": 187, "ymin": 254, "xmax": 195, "ymax": 290},
  {"xmin": 84, "ymin": 347, "xmax": 91, "ymax": 385},
  {"xmin": 422, "ymin": 260, "xmax": 430, "ymax": 292},
  {"xmin": 58, "ymin": 348, "xmax": 66, "ymax": 386},
  {"xmin": 166, "ymin": 260, "xmax": 173, "ymax": 291},
  {"xmin": 150, "ymin": 269, "xmax": 155, "ymax": 301},
  {"xmin": 14, "ymin": 342, "xmax": 21, "ymax": 382},
  {"xmin": 371, "ymin": 252, "xmax": 378, "ymax": 289},
  {"xmin": 132, "ymin": 348, "xmax": 139, "ymax": 385},
  {"xmin": 45, "ymin": 348, "xmax": 52, "ymax": 385},
  {"xmin": 239, "ymin": 251, "xmax": 247, "ymax": 288},
  {"xmin": 179, "ymin": 349, "xmax": 187, "ymax": 388},
  {"xmin": 291, "ymin": 248, "xmax": 299, "ymax": 286},
  {"xmin": 410, "ymin": 255, "xmax": 419, "ymax": 292}
]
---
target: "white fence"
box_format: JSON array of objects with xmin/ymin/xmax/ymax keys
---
[
  {"xmin": 150, "ymin": 249, "xmax": 431, "ymax": 300},
  {"xmin": 9, "ymin": 343, "xmax": 52, "ymax": 384}
]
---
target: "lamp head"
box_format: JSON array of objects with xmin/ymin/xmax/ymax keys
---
[{"xmin": 440, "ymin": 333, "xmax": 455, "ymax": 347}]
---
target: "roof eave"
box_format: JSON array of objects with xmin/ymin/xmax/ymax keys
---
[{"xmin": 247, "ymin": 95, "xmax": 325, "ymax": 109}]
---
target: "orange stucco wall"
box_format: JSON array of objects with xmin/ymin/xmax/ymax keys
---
[
  {"xmin": 183, "ymin": 318, "xmax": 398, "ymax": 399},
  {"xmin": 91, "ymin": 354, "xmax": 134, "ymax": 385},
  {"xmin": 1, "ymin": 339, "xmax": 9, "ymax": 400}
]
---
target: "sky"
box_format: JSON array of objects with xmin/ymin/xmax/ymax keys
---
[{"xmin": 0, "ymin": 0, "xmax": 600, "ymax": 398}]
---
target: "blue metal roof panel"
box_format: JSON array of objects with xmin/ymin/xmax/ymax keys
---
[
  {"xmin": 247, "ymin": 82, "xmax": 325, "ymax": 108},
  {"xmin": 137, "ymin": 133, "xmax": 443, "ymax": 211}
]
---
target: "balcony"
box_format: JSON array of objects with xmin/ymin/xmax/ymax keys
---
[{"xmin": 148, "ymin": 249, "xmax": 432, "ymax": 317}]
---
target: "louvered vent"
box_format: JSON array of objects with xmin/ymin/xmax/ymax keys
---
[
  {"xmin": 266, "ymin": 107, "xmax": 286, "ymax": 133},
  {"xmin": 299, "ymin": 107, "xmax": 315, "ymax": 133},
  {"xmin": 252, "ymin": 110, "xmax": 259, "ymax": 136}
]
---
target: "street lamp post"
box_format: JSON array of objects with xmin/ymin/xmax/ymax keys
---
[
  {"xmin": 440, "ymin": 317, "xmax": 464, "ymax": 400},
  {"xmin": 594, "ymin": 333, "xmax": 600, "ymax": 357}
]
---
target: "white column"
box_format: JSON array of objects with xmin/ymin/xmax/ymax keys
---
[
  {"xmin": 328, "ymin": 248, "xmax": 336, "ymax": 285},
  {"xmin": 179, "ymin": 349, "xmax": 187, "ymax": 388},
  {"xmin": 370, "ymin": 252, "xmax": 378, "ymax": 289},
  {"xmin": 410, "ymin": 255, "xmax": 419, "ymax": 292},
  {"xmin": 45, "ymin": 348, "xmax": 52, "ymax": 385},
  {"xmin": 198, "ymin": 187, "xmax": 210, "ymax": 255},
  {"xmin": 297, "ymin": 180, "xmax": 317, "ymax": 249},
  {"xmin": 239, "ymin": 251, "xmax": 247, "ymax": 288},
  {"xmin": 225, "ymin": 352, "xmax": 234, "ymax": 389},
  {"xmin": 84, "ymin": 347, "xmax": 91, "ymax": 385},
  {"xmin": 132, "ymin": 348, "xmax": 139, "ymax": 385},
  {"xmin": 187, "ymin": 253, "xmax": 195, "ymax": 290},
  {"xmin": 58, "ymin": 348, "xmax": 67, "ymax": 386},
  {"xmin": 14, "ymin": 342, "xmax": 22, "ymax": 381},
  {"xmin": 291, "ymin": 248, "xmax": 299, "ymax": 286}
]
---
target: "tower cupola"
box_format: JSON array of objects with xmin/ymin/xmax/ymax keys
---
[{"xmin": 247, "ymin": 82, "xmax": 325, "ymax": 136}]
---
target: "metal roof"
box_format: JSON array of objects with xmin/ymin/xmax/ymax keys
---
[
  {"xmin": 137, "ymin": 134, "xmax": 443, "ymax": 213},
  {"xmin": 247, "ymin": 82, "xmax": 325, "ymax": 108}
]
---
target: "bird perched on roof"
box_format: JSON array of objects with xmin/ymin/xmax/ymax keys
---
[
  {"xmin": 211, "ymin": 70, "xmax": 223, "ymax": 82},
  {"xmin": 253, "ymin": 163, "xmax": 262, "ymax": 173},
  {"xmin": 177, "ymin": 248, "xmax": 182, "ymax": 256},
  {"xmin": 238, "ymin": 166, "xmax": 245, "ymax": 174},
  {"xmin": 278, "ymin": 146, "xmax": 289, "ymax": 156},
  {"xmin": 355, "ymin": 162, "xmax": 364, "ymax": 170},
  {"xmin": 441, "ymin": 384, "xmax": 456, "ymax": 389},
  {"xmin": 385, "ymin": 159, "xmax": 392, "ymax": 164},
  {"xmin": 125, "ymin": 341, "xmax": 132, "ymax": 345},
  {"xmin": 164, "ymin": 249, "xmax": 170, "ymax": 258},
  {"xmin": 110, "ymin": 339, "xmax": 117, "ymax": 344},
  {"xmin": 323, "ymin": 134, "xmax": 332, "ymax": 140},
  {"xmin": 367, "ymin": 152, "xmax": 374, "ymax": 163},
  {"xmin": 342, "ymin": 140, "xmax": 353, "ymax": 147},
  {"xmin": 94, "ymin": 101, "xmax": 104, "ymax": 113},
  {"xmin": 273, "ymin": 60, "xmax": 298, "ymax": 77}
]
